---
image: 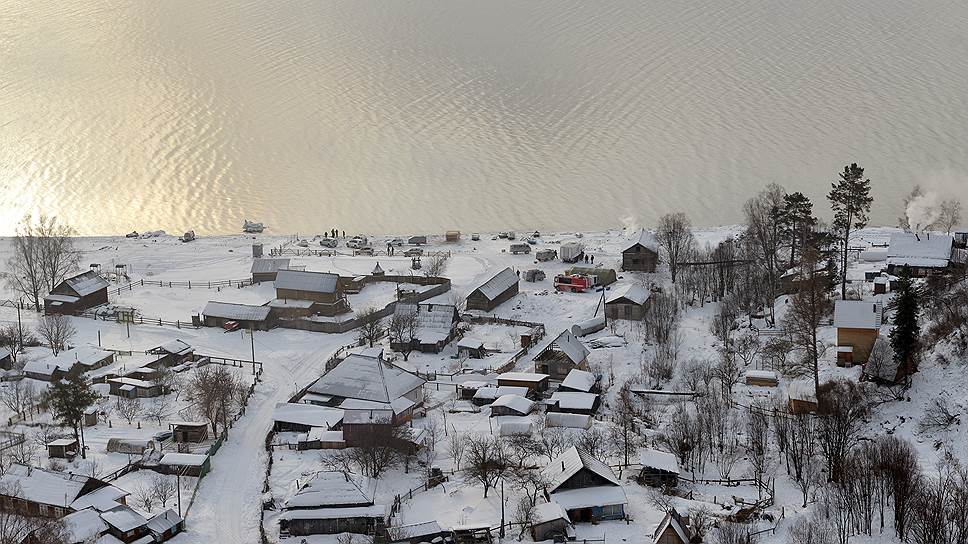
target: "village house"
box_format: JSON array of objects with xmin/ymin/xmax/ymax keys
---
[
  {"xmin": 44, "ymin": 270, "xmax": 110, "ymax": 315},
  {"xmin": 622, "ymin": 229, "xmax": 660, "ymax": 272},
  {"xmin": 533, "ymin": 330, "xmax": 589, "ymax": 381},
  {"xmin": 605, "ymin": 283, "xmax": 652, "ymax": 321},
  {"xmin": 471, "ymin": 385, "xmax": 530, "ymax": 406},
  {"xmin": 638, "ymin": 449, "xmax": 681, "ymax": 488},
  {"xmin": 0, "ymin": 464, "xmax": 128, "ymax": 519},
  {"xmin": 542, "ymin": 446, "xmax": 628, "ymax": 523},
  {"xmin": 559, "ymin": 368, "xmax": 600, "ymax": 394},
  {"xmin": 251, "ymin": 258, "xmax": 290, "ymax": 283},
  {"xmin": 652, "ymin": 509, "xmax": 695, "ymax": 544},
  {"xmin": 488, "ymin": 394, "xmax": 535, "ymax": 417},
  {"xmin": 390, "ymin": 302, "xmax": 460, "ymax": 353},
  {"xmin": 886, "ymin": 231, "xmax": 955, "ymax": 277},
  {"xmin": 465, "ymin": 267, "xmax": 519, "ymax": 312},
  {"xmin": 531, "ymin": 502, "xmax": 573, "ymax": 542},
  {"xmin": 147, "ymin": 339, "xmax": 194, "ymax": 367},
  {"xmin": 108, "ymin": 377, "xmax": 164, "ymax": 398},
  {"xmin": 202, "ymin": 301, "xmax": 273, "ymax": 330},
  {"xmin": 154, "ymin": 453, "xmax": 211, "ymax": 478},
  {"xmin": 22, "ymin": 345, "xmax": 115, "ymax": 381},
  {"xmin": 100, "ymin": 504, "xmax": 150, "ymax": 542},
  {"xmin": 272, "ymin": 402, "xmax": 344, "ymax": 433},
  {"xmin": 274, "ymin": 269, "xmax": 349, "ymax": 316},
  {"xmin": 279, "ymin": 471, "xmax": 388, "ymax": 537},
  {"xmin": 457, "ymin": 337, "xmax": 486, "ymax": 359},
  {"xmin": 834, "ymin": 300, "xmax": 883, "ymax": 365},
  {"xmin": 548, "ymin": 391, "xmax": 600, "ymax": 415},
  {"xmin": 497, "ymin": 372, "xmax": 550, "ymax": 396}
]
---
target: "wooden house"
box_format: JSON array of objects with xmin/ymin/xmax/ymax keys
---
[
  {"xmin": 274, "ymin": 270, "xmax": 348, "ymax": 316},
  {"xmin": 457, "ymin": 337, "xmax": 485, "ymax": 359},
  {"xmin": 488, "ymin": 395, "xmax": 535, "ymax": 417},
  {"xmin": 531, "ymin": 502, "xmax": 573, "ymax": 542},
  {"xmin": 834, "ymin": 300, "xmax": 883, "ymax": 365},
  {"xmin": 787, "ymin": 381, "xmax": 818, "ymax": 414},
  {"xmin": 154, "ymin": 453, "xmax": 211, "ymax": 478},
  {"xmin": 23, "ymin": 346, "xmax": 115, "ymax": 381},
  {"xmin": 542, "ymin": 447, "xmax": 627, "ymax": 523},
  {"xmin": 279, "ymin": 471, "xmax": 388, "ymax": 537},
  {"xmin": 251, "ymin": 258, "xmax": 290, "ymax": 283},
  {"xmin": 44, "ymin": 270, "xmax": 109, "ymax": 315},
  {"xmin": 887, "ymin": 232, "xmax": 953, "ymax": 277},
  {"xmin": 548, "ymin": 391, "xmax": 600, "ymax": 415},
  {"xmin": 46, "ymin": 438, "xmax": 79, "ymax": 459},
  {"xmin": 146, "ymin": 509, "xmax": 184, "ymax": 542},
  {"xmin": 170, "ymin": 421, "xmax": 209, "ymax": 443},
  {"xmin": 147, "ymin": 339, "xmax": 194, "ymax": 367},
  {"xmin": 652, "ymin": 509, "xmax": 694, "ymax": 544},
  {"xmin": 622, "ymin": 229, "xmax": 660, "ymax": 273},
  {"xmin": 605, "ymin": 283, "xmax": 652, "ymax": 321},
  {"xmin": 637, "ymin": 449, "xmax": 680, "ymax": 488},
  {"xmin": 497, "ymin": 372, "xmax": 549, "ymax": 396},
  {"xmin": 100, "ymin": 504, "xmax": 150, "ymax": 542},
  {"xmin": 272, "ymin": 402, "xmax": 344, "ymax": 433},
  {"xmin": 202, "ymin": 301, "xmax": 273, "ymax": 330},
  {"xmin": 466, "ymin": 268, "xmax": 519, "ymax": 312},
  {"xmin": 390, "ymin": 303, "xmax": 460, "ymax": 353},
  {"xmin": 534, "ymin": 330, "xmax": 589, "ymax": 381},
  {"xmin": 559, "ymin": 369, "xmax": 600, "ymax": 394},
  {"xmin": 0, "ymin": 464, "xmax": 127, "ymax": 519}
]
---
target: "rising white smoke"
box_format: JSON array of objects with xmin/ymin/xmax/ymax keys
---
[{"xmin": 906, "ymin": 191, "xmax": 941, "ymax": 232}]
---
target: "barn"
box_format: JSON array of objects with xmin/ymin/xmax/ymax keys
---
[
  {"xmin": 251, "ymin": 258, "xmax": 290, "ymax": 283},
  {"xmin": 637, "ymin": 449, "xmax": 680, "ymax": 488},
  {"xmin": 622, "ymin": 229, "xmax": 660, "ymax": 273},
  {"xmin": 202, "ymin": 301, "xmax": 273, "ymax": 330},
  {"xmin": 533, "ymin": 330, "xmax": 590, "ymax": 380},
  {"xmin": 44, "ymin": 270, "xmax": 110, "ymax": 315},
  {"xmin": 274, "ymin": 270, "xmax": 348, "ymax": 316},
  {"xmin": 465, "ymin": 268, "xmax": 519, "ymax": 312}
]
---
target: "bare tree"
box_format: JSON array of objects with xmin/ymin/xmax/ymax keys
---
[
  {"xmin": 512, "ymin": 497, "xmax": 537, "ymax": 541},
  {"xmin": 389, "ymin": 306, "xmax": 420, "ymax": 361},
  {"xmin": 355, "ymin": 307, "xmax": 384, "ymax": 348},
  {"xmin": 918, "ymin": 398, "xmax": 960, "ymax": 433},
  {"xmin": 117, "ymin": 397, "xmax": 142, "ymax": 424},
  {"xmin": 447, "ymin": 433, "xmax": 469, "ymax": 471},
  {"xmin": 938, "ymin": 198, "xmax": 963, "ymax": 233},
  {"xmin": 712, "ymin": 521, "xmax": 751, "ymax": 544},
  {"xmin": 425, "ymin": 251, "xmax": 451, "ymax": 278},
  {"xmin": 185, "ymin": 365, "xmax": 239, "ymax": 435},
  {"xmin": 784, "ymin": 247, "xmax": 833, "ymax": 392},
  {"xmin": 329, "ymin": 424, "xmax": 409, "ymax": 478},
  {"xmin": 151, "ymin": 474, "xmax": 177, "ymax": 507},
  {"xmin": 134, "ymin": 484, "xmax": 155, "ymax": 513},
  {"xmin": 0, "ymin": 325, "xmax": 23, "ymax": 368},
  {"xmin": 743, "ymin": 183, "xmax": 788, "ymax": 324},
  {"xmin": 712, "ymin": 347, "xmax": 742, "ymax": 401},
  {"xmin": 655, "ymin": 213, "xmax": 695, "ymax": 284},
  {"xmin": 789, "ymin": 513, "xmax": 836, "ymax": 544},
  {"xmin": 0, "ymin": 504, "xmax": 70, "ymax": 544},
  {"xmin": 0, "ymin": 380, "xmax": 36, "ymax": 421},
  {"xmin": 36, "ymin": 314, "xmax": 76, "ymax": 355},
  {"xmin": 4, "ymin": 215, "xmax": 52, "ymax": 310},
  {"xmin": 575, "ymin": 427, "xmax": 611, "ymax": 466},
  {"xmin": 464, "ymin": 435, "xmax": 508, "ymax": 498},
  {"xmin": 143, "ymin": 396, "xmax": 173, "ymax": 426},
  {"xmin": 816, "ymin": 379, "xmax": 869, "ymax": 482}
]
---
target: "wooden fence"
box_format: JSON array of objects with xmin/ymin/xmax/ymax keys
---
[{"xmin": 108, "ymin": 278, "xmax": 253, "ymax": 296}]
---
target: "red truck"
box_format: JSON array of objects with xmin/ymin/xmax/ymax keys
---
[{"xmin": 554, "ymin": 274, "xmax": 594, "ymax": 293}]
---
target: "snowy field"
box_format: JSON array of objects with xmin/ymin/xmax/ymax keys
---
[{"xmin": 0, "ymin": 226, "xmax": 961, "ymax": 544}]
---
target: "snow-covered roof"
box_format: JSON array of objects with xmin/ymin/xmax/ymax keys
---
[
  {"xmin": 395, "ymin": 302, "xmax": 457, "ymax": 345},
  {"xmin": 152, "ymin": 339, "xmax": 193, "ymax": 356},
  {"xmin": 47, "ymin": 438, "xmax": 77, "ymax": 447},
  {"xmin": 389, "ymin": 520, "xmax": 444, "ymax": 541},
  {"xmin": 25, "ymin": 345, "xmax": 114, "ymax": 376},
  {"xmin": 543, "ymin": 446, "xmax": 621, "ymax": 493},
  {"xmin": 457, "ymin": 337, "xmax": 484, "ymax": 350},
  {"xmin": 146, "ymin": 509, "xmax": 183, "ymax": 535},
  {"xmin": 279, "ymin": 505, "xmax": 389, "ymax": 520},
  {"xmin": 887, "ymin": 232, "xmax": 953, "ymax": 268},
  {"xmin": 545, "ymin": 412, "xmax": 593, "ymax": 429},
  {"xmin": 69, "ymin": 484, "xmax": 129, "ymax": 512},
  {"xmin": 623, "ymin": 229, "xmax": 659, "ymax": 253},
  {"xmin": 550, "ymin": 486, "xmax": 627, "ymax": 510},
  {"xmin": 745, "ymin": 370, "xmax": 778, "ymax": 381},
  {"xmin": 0, "ymin": 346, "xmax": 11, "ymax": 360},
  {"xmin": 472, "ymin": 267, "xmax": 519, "ymax": 301},
  {"xmin": 550, "ymin": 392, "xmax": 598, "ymax": 411},
  {"xmin": 541, "ymin": 330, "xmax": 590, "ymax": 365},
  {"xmin": 498, "ymin": 372, "xmax": 549, "ymax": 383},
  {"xmin": 250, "ymin": 258, "xmax": 290, "ymax": 274},
  {"xmin": 653, "ymin": 511, "xmax": 690, "ymax": 544},
  {"xmin": 834, "ymin": 300, "xmax": 883, "ymax": 330},
  {"xmin": 533, "ymin": 501, "xmax": 570, "ymax": 525},
  {"xmin": 305, "ymin": 428, "xmax": 344, "ymax": 443},
  {"xmin": 490, "ymin": 394, "xmax": 535, "ymax": 415},
  {"xmin": 272, "ymin": 402, "xmax": 344, "ymax": 429},
  {"xmin": 639, "ymin": 449, "xmax": 680, "ymax": 474},
  {"xmin": 787, "ymin": 380, "xmax": 817, "ymax": 403},
  {"xmin": 108, "ymin": 377, "xmax": 155, "ymax": 389},
  {"xmin": 59, "ymin": 270, "xmax": 110, "ymax": 297},
  {"xmin": 159, "ymin": 453, "xmax": 209, "ymax": 467},
  {"xmin": 202, "ymin": 301, "xmax": 271, "ymax": 321},
  {"xmin": 275, "ymin": 269, "xmax": 339, "ymax": 294},
  {"xmin": 560, "ymin": 369, "xmax": 596, "ymax": 392},
  {"xmin": 472, "ymin": 386, "xmax": 529, "ymax": 401},
  {"xmin": 61, "ymin": 508, "xmax": 109, "ymax": 542},
  {"xmin": 372, "ymin": 262, "xmax": 384, "ymax": 274},
  {"xmin": 605, "ymin": 283, "xmax": 651, "ymax": 306},
  {"xmin": 308, "ymin": 355, "xmax": 425, "ymax": 404},
  {"xmin": 343, "ymin": 408, "xmax": 394, "ymax": 424},
  {"xmin": 284, "ymin": 471, "xmax": 376, "ymax": 509},
  {"xmin": 100, "ymin": 505, "xmax": 148, "ymax": 533},
  {"xmin": 0, "ymin": 465, "xmax": 87, "ymax": 506},
  {"xmin": 44, "ymin": 293, "xmax": 80, "ymax": 303}
]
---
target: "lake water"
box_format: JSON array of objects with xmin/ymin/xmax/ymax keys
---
[{"xmin": 1, "ymin": 1, "xmax": 967, "ymax": 236}]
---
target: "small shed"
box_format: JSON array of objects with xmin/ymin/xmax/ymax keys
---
[
  {"xmin": 471, "ymin": 386, "xmax": 530, "ymax": 406},
  {"xmin": 637, "ymin": 449, "xmax": 680, "ymax": 488},
  {"xmin": 170, "ymin": 422, "xmax": 209, "ymax": 443},
  {"xmin": 47, "ymin": 438, "xmax": 78, "ymax": 459},
  {"xmin": 0, "ymin": 347, "xmax": 12, "ymax": 371},
  {"xmin": 451, "ymin": 524, "xmax": 493, "ymax": 544},
  {"xmin": 605, "ymin": 284, "xmax": 652, "ymax": 321},
  {"xmin": 535, "ymin": 249, "xmax": 557, "ymax": 262},
  {"xmin": 787, "ymin": 381, "xmax": 818, "ymax": 414},
  {"xmin": 156, "ymin": 453, "xmax": 211, "ymax": 478},
  {"xmin": 107, "ymin": 438, "xmax": 154, "ymax": 455},
  {"xmin": 458, "ymin": 380, "xmax": 491, "ymax": 400},
  {"xmin": 389, "ymin": 520, "xmax": 449, "ymax": 544},
  {"xmin": 531, "ymin": 502, "xmax": 572, "ymax": 542},
  {"xmin": 457, "ymin": 337, "xmax": 485, "ymax": 359},
  {"xmin": 559, "ymin": 369, "xmax": 599, "ymax": 394},
  {"xmin": 445, "ymin": 231, "xmax": 461, "ymax": 242},
  {"xmin": 652, "ymin": 509, "xmax": 693, "ymax": 544},
  {"xmin": 466, "ymin": 268, "xmax": 519, "ymax": 312},
  {"xmin": 489, "ymin": 395, "xmax": 535, "ymax": 417},
  {"xmin": 202, "ymin": 301, "xmax": 273, "ymax": 331},
  {"xmin": 498, "ymin": 417, "xmax": 534, "ymax": 436},
  {"xmin": 83, "ymin": 407, "xmax": 98, "ymax": 427},
  {"xmin": 745, "ymin": 370, "xmax": 779, "ymax": 387},
  {"xmin": 549, "ymin": 392, "xmax": 600, "ymax": 415},
  {"xmin": 834, "ymin": 300, "xmax": 883, "ymax": 364},
  {"xmin": 146, "ymin": 509, "xmax": 184, "ymax": 542},
  {"xmin": 497, "ymin": 372, "xmax": 550, "ymax": 395}
]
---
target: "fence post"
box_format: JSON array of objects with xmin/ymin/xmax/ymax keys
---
[{"xmin": 188, "ymin": 281, "xmax": 191, "ymax": 289}]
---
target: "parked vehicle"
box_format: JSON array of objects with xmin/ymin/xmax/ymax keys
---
[
  {"xmin": 296, "ymin": 239, "xmax": 309, "ymax": 248},
  {"xmin": 319, "ymin": 237, "xmax": 338, "ymax": 248},
  {"xmin": 535, "ymin": 249, "xmax": 557, "ymax": 262},
  {"xmin": 471, "ymin": 233, "xmax": 480, "ymax": 241},
  {"xmin": 223, "ymin": 321, "xmax": 241, "ymax": 332},
  {"xmin": 506, "ymin": 231, "xmax": 516, "ymax": 240},
  {"xmin": 404, "ymin": 248, "xmax": 424, "ymax": 257},
  {"xmin": 355, "ymin": 247, "xmax": 375, "ymax": 256},
  {"xmin": 498, "ymin": 232, "xmax": 509, "ymax": 239},
  {"xmin": 180, "ymin": 231, "xmax": 196, "ymax": 243},
  {"xmin": 510, "ymin": 243, "xmax": 532, "ymax": 255},
  {"xmin": 389, "ymin": 238, "xmax": 405, "ymax": 246},
  {"xmin": 560, "ymin": 242, "xmax": 585, "ymax": 263},
  {"xmin": 525, "ymin": 238, "xmax": 537, "ymax": 245},
  {"xmin": 153, "ymin": 430, "xmax": 173, "ymax": 442},
  {"xmin": 554, "ymin": 274, "xmax": 594, "ymax": 293},
  {"xmin": 524, "ymin": 269, "xmax": 546, "ymax": 282},
  {"xmin": 125, "ymin": 231, "xmax": 139, "ymax": 238},
  {"xmin": 532, "ymin": 230, "xmax": 541, "ymax": 238},
  {"xmin": 347, "ymin": 237, "xmax": 368, "ymax": 249}
]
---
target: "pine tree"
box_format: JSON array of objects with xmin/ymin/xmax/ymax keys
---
[
  {"xmin": 890, "ymin": 268, "xmax": 921, "ymax": 379},
  {"xmin": 782, "ymin": 192, "xmax": 817, "ymax": 268},
  {"xmin": 49, "ymin": 372, "xmax": 100, "ymax": 459},
  {"xmin": 828, "ymin": 163, "xmax": 873, "ymax": 300}
]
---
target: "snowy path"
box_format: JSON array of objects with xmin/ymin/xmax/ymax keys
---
[{"xmin": 174, "ymin": 333, "xmax": 349, "ymax": 544}]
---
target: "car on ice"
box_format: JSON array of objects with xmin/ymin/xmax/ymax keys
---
[
  {"xmin": 404, "ymin": 248, "xmax": 423, "ymax": 257},
  {"xmin": 319, "ymin": 237, "xmax": 338, "ymax": 248}
]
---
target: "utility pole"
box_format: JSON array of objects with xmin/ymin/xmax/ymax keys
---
[
  {"xmin": 500, "ymin": 479, "xmax": 506, "ymax": 538},
  {"xmin": 249, "ymin": 327, "xmax": 256, "ymax": 374},
  {"xmin": 177, "ymin": 470, "xmax": 183, "ymax": 517}
]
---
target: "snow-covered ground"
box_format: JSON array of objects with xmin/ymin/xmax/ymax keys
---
[{"xmin": 0, "ymin": 226, "xmax": 959, "ymax": 544}]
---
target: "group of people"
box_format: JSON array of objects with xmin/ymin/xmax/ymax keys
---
[{"xmin": 327, "ymin": 228, "xmax": 346, "ymax": 238}]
